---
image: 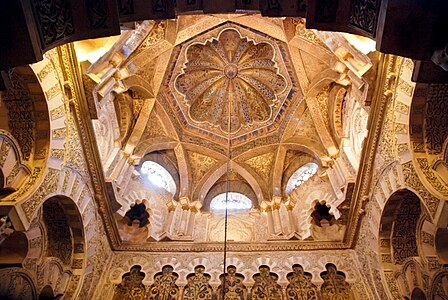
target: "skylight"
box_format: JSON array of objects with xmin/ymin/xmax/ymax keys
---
[
  {"xmin": 210, "ymin": 192, "xmax": 252, "ymax": 213},
  {"xmin": 285, "ymin": 162, "xmax": 318, "ymax": 194},
  {"xmin": 140, "ymin": 161, "xmax": 176, "ymax": 194}
]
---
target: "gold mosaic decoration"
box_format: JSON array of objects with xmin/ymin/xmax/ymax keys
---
[
  {"xmin": 175, "ymin": 28, "xmax": 287, "ymax": 133},
  {"xmin": 188, "ymin": 151, "xmax": 218, "ymax": 185},
  {"xmin": 245, "ymin": 152, "xmax": 275, "ymax": 181}
]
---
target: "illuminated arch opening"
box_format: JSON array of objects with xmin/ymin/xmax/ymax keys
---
[
  {"xmin": 285, "ymin": 162, "xmax": 318, "ymax": 194},
  {"xmin": 140, "ymin": 161, "xmax": 176, "ymax": 194},
  {"xmin": 210, "ymin": 192, "xmax": 252, "ymax": 213}
]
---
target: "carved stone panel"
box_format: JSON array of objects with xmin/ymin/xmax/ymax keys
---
[
  {"xmin": 113, "ymin": 265, "xmax": 147, "ymax": 300},
  {"xmin": 31, "ymin": 0, "xmax": 75, "ymax": 48},
  {"xmin": 43, "ymin": 200, "xmax": 73, "ymax": 265},
  {"xmin": 252, "ymin": 265, "xmax": 283, "ymax": 300},
  {"xmin": 391, "ymin": 198, "xmax": 420, "ymax": 264},
  {"xmin": 286, "ymin": 264, "xmax": 318, "ymax": 300},
  {"xmin": 320, "ymin": 264, "xmax": 353, "ymax": 299},
  {"xmin": 217, "ymin": 265, "xmax": 247, "ymax": 300},
  {"xmin": 147, "ymin": 265, "xmax": 179, "ymax": 300},
  {"xmin": 183, "ymin": 265, "xmax": 213, "ymax": 300},
  {"xmin": 349, "ymin": 0, "xmax": 379, "ymax": 36}
]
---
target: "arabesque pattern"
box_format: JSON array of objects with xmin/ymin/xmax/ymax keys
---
[
  {"xmin": 183, "ymin": 265, "xmax": 213, "ymax": 300},
  {"xmin": 147, "ymin": 265, "xmax": 179, "ymax": 300}
]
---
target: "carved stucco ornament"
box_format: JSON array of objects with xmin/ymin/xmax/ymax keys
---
[{"xmin": 175, "ymin": 28, "xmax": 287, "ymax": 133}]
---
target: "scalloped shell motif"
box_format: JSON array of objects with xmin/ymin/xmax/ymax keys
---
[{"xmin": 175, "ymin": 28, "xmax": 287, "ymax": 133}]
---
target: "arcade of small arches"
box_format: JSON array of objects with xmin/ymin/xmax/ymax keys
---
[
  {"xmin": 113, "ymin": 263, "xmax": 353, "ymax": 300},
  {"xmin": 0, "ymin": 14, "xmax": 447, "ymax": 300}
]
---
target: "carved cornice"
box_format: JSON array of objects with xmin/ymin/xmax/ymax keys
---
[
  {"xmin": 116, "ymin": 240, "xmax": 351, "ymax": 252},
  {"xmin": 57, "ymin": 44, "xmax": 122, "ymax": 247},
  {"xmin": 345, "ymin": 54, "xmax": 400, "ymax": 247}
]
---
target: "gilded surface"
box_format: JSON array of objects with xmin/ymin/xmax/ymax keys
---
[
  {"xmin": 147, "ymin": 265, "xmax": 179, "ymax": 300},
  {"xmin": 252, "ymin": 266, "xmax": 283, "ymax": 300},
  {"xmin": 245, "ymin": 152, "xmax": 275, "ymax": 181},
  {"xmin": 286, "ymin": 265, "xmax": 318, "ymax": 300},
  {"xmin": 175, "ymin": 28, "xmax": 286, "ymax": 133},
  {"xmin": 320, "ymin": 265, "xmax": 353, "ymax": 300},
  {"xmin": 188, "ymin": 151, "xmax": 218, "ymax": 185},
  {"xmin": 183, "ymin": 266, "xmax": 213, "ymax": 300},
  {"xmin": 217, "ymin": 266, "xmax": 246, "ymax": 300},
  {"xmin": 165, "ymin": 22, "xmax": 298, "ymax": 145}
]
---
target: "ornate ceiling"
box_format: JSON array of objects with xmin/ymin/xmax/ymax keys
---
[
  {"xmin": 84, "ymin": 14, "xmax": 376, "ymax": 250},
  {"xmin": 170, "ymin": 24, "xmax": 295, "ymax": 141}
]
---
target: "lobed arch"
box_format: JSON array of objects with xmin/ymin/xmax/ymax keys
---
[
  {"xmin": 117, "ymin": 190, "xmax": 169, "ymax": 242},
  {"xmin": 289, "ymin": 182, "xmax": 337, "ymax": 239}
]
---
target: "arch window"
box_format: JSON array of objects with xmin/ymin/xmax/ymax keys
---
[
  {"xmin": 285, "ymin": 162, "xmax": 318, "ymax": 194},
  {"xmin": 210, "ymin": 192, "xmax": 252, "ymax": 213},
  {"xmin": 140, "ymin": 161, "xmax": 176, "ymax": 194}
]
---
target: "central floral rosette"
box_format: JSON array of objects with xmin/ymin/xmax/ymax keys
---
[{"xmin": 175, "ymin": 28, "xmax": 287, "ymax": 133}]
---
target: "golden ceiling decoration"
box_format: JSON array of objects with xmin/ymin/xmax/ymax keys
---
[
  {"xmin": 245, "ymin": 152, "xmax": 275, "ymax": 181},
  {"xmin": 174, "ymin": 28, "xmax": 287, "ymax": 133},
  {"xmin": 188, "ymin": 151, "xmax": 219, "ymax": 185}
]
